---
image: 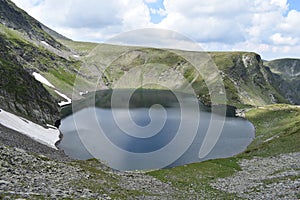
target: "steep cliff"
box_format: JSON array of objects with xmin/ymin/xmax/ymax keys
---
[{"xmin": 265, "ymin": 58, "xmax": 300, "ymax": 104}]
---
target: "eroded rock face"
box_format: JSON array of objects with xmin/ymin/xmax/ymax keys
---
[
  {"xmin": 265, "ymin": 58, "xmax": 300, "ymax": 105},
  {"xmin": 212, "ymin": 52, "xmax": 287, "ymax": 105}
]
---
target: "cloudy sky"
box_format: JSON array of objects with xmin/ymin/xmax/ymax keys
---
[{"xmin": 11, "ymin": 0, "xmax": 300, "ymax": 60}]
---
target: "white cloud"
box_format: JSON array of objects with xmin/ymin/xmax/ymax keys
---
[
  {"xmin": 12, "ymin": 0, "xmax": 152, "ymax": 41},
  {"xmin": 144, "ymin": 0, "xmax": 158, "ymax": 3},
  {"xmin": 150, "ymin": 8, "xmax": 167, "ymax": 16},
  {"xmin": 270, "ymin": 33, "xmax": 298, "ymax": 45},
  {"xmin": 279, "ymin": 10, "xmax": 300, "ymax": 35},
  {"xmin": 10, "ymin": 0, "xmax": 300, "ymax": 60}
]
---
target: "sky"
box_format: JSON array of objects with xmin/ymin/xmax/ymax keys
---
[{"xmin": 11, "ymin": 0, "xmax": 300, "ymax": 60}]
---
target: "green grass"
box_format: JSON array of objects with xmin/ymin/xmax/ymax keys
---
[
  {"xmin": 241, "ymin": 104, "xmax": 300, "ymax": 157},
  {"xmin": 58, "ymin": 39, "xmax": 98, "ymax": 55},
  {"xmin": 148, "ymin": 158, "xmax": 242, "ymax": 199},
  {"xmin": 0, "ymin": 23, "xmax": 32, "ymax": 45},
  {"xmin": 49, "ymin": 68, "xmax": 76, "ymax": 86}
]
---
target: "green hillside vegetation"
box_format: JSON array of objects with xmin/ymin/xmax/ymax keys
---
[{"xmin": 59, "ymin": 39, "xmax": 98, "ymax": 56}]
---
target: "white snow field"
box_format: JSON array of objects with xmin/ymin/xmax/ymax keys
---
[{"xmin": 0, "ymin": 109, "xmax": 60, "ymax": 149}]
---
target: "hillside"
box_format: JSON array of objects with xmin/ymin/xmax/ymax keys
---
[
  {"xmin": 0, "ymin": 0, "xmax": 92, "ymax": 124},
  {"xmin": 0, "ymin": 0, "xmax": 66, "ymax": 49},
  {"xmin": 56, "ymin": 40, "xmax": 292, "ymax": 107},
  {"xmin": 209, "ymin": 52, "xmax": 288, "ymax": 106},
  {"xmin": 265, "ymin": 58, "xmax": 300, "ymax": 104},
  {"xmin": 0, "ymin": 42, "xmax": 60, "ymax": 125}
]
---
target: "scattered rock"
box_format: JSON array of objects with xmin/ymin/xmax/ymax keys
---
[{"xmin": 211, "ymin": 153, "xmax": 300, "ymax": 200}]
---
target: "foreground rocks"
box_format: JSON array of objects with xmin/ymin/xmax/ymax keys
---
[
  {"xmin": 211, "ymin": 153, "xmax": 300, "ymax": 199},
  {"xmin": 0, "ymin": 145, "xmax": 103, "ymax": 199},
  {"xmin": 0, "ymin": 144, "xmax": 175, "ymax": 199}
]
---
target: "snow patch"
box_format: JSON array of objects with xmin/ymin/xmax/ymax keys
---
[
  {"xmin": 0, "ymin": 109, "xmax": 60, "ymax": 149},
  {"xmin": 32, "ymin": 72, "xmax": 55, "ymax": 88},
  {"xmin": 55, "ymin": 90, "xmax": 72, "ymax": 106},
  {"xmin": 79, "ymin": 91, "xmax": 88, "ymax": 96},
  {"xmin": 264, "ymin": 135, "xmax": 279, "ymax": 143},
  {"xmin": 293, "ymin": 72, "xmax": 300, "ymax": 77},
  {"xmin": 73, "ymin": 55, "xmax": 80, "ymax": 58},
  {"xmin": 41, "ymin": 41, "xmax": 50, "ymax": 46}
]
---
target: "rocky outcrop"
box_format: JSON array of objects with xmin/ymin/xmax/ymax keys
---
[
  {"xmin": 211, "ymin": 52, "xmax": 288, "ymax": 106},
  {"xmin": 265, "ymin": 58, "xmax": 300, "ymax": 105}
]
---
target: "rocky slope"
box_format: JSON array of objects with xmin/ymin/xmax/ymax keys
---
[
  {"xmin": 0, "ymin": 36, "xmax": 60, "ymax": 125},
  {"xmin": 265, "ymin": 58, "xmax": 300, "ymax": 104},
  {"xmin": 0, "ymin": 0, "xmax": 65, "ymax": 50},
  {"xmin": 209, "ymin": 52, "xmax": 288, "ymax": 106},
  {"xmin": 211, "ymin": 152, "xmax": 300, "ymax": 199},
  {"xmin": 0, "ymin": 143, "xmax": 176, "ymax": 199}
]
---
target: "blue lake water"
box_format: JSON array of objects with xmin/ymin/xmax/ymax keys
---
[{"xmin": 58, "ymin": 90, "xmax": 255, "ymax": 171}]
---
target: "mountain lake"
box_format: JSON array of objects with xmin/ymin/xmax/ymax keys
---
[{"xmin": 59, "ymin": 89, "xmax": 255, "ymax": 171}]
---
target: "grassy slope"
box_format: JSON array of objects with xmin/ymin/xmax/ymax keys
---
[
  {"xmin": 58, "ymin": 39, "xmax": 98, "ymax": 55},
  {"xmin": 242, "ymin": 104, "xmax": 300, "ymax": 157},
  {"xmin": 148, "ymin": 104, "xmax": 300, "ymax": 199}
]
